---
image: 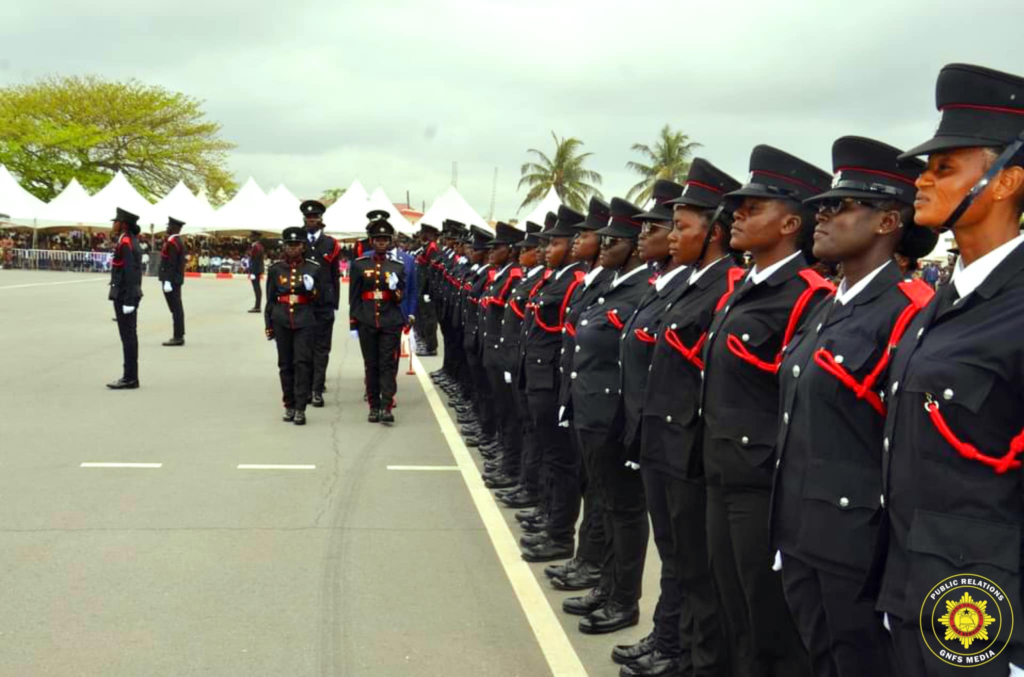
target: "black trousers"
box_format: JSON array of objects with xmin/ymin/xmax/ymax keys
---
[
  {"xmin": 251, "ymin": 275, "xmax": 262, "ymax": 309},
  {"xmin": 273, "ymin": 321, "xmax": 313, "ymax": 411},
  {"xmin": 643, "ymin": 466, "xmax": 730, "ymax": 675},
  {"xmin": 113, "ymin": 302, "xmax": 139, "ymax": 381},
  {"xmin": 578, "ymin": 429, "xmax": 648, "ymax": 606},
  {"xmin": 487, "ymin": 366, "xmax": 522, "ymax": 475},
  {"xmin": 526, "ymin": 388, "xmax": 577, "ymax": 543},
  {"xmin": 466, "ymin": 347, "xmax": 495, "ymax": 436},
  {"xmin": 516, "ymin": 389, "xmax": 541, "ymax": 496},
  {"xmin": 576, "ymin": 428, "xmax": 610, "ymax": 571},
  {"xmin": 781, "ymin": 555, "xmax": 897, "ymax": 677},
  {"xmin": 358, "ymin": 325, "xmax": 401, "ymax": 410},
  {"xmin": 417, "ymin": 297, "xmax": 438, "ymax": 352},
  {"xmin": 706, "ymin": 484, "xmax": 810, "ymax": 677},
  {"xmin": 163, "ymin": 286, "xmax": 184, "ymax": 338},
  {"xmin": 311, "ymin": 311, "xmax": 335, "ymax": 395}
]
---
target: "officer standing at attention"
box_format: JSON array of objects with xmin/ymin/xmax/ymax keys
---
[
  {"xmin": 349, "ymin": 211, "xmax": 407, "ymax": 424},
  {"xmin": 107, "ymin": 207, "xmax": 144, "ymax": 390},
  {"xmin": 414, "ymin": 222, "xmax": 441, "ymax": 356},
  {"xmin": 247, "ymin": 231, "xmax": 265, "ymax": 313},
  {"xmin": 302, "ymin": 200, "xmax": 343, "ymax": 408},
  {"xmin": 159, "ymin": 216, "xmax": 188, "ymax": 347},
  {"xmin": 870, "ymin": 64, "xmax": 1024, "ymax": 677},
  {"xmin": 265, "ymin": 227, "xmax": 319, "ymax": 426}
]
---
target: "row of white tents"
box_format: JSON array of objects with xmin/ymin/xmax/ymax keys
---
[{"xmin": 0, "ymin": 165, "xmax": 562, "ymax": 239}]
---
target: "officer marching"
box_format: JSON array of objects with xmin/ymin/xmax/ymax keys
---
[
  {"xmin": 107, "ymin": 207, "xmax": 144, "ymax": 390},
  {"xmin": 247, "ymin": 230, "xmax": 266, "ymax": 313},
  {"xmin": 301, "ymin": 200, "xmax": 343, "ymax": 408},
  {"xmin": 349, "ymin": 211, "xmax": 407, "ymax": 424},
  {"xmin": 158, "ymin": 216, "xmax": 188, "ymax": 347}
]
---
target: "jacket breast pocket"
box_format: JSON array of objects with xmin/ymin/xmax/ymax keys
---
[
  {"xmin": 903, "ymin": 358, "xmax": 997, "ymax": 459},
  {"xmin": 905, "ymin": 510, "xmax": 1021, "ymax": 626},
  {"xmin": 525, "ymin": 357, "xmax": 556, "ymax": 391},
  {"xmin": 797, "ymin": 459, "xmax": 881, "ymax": 573}
]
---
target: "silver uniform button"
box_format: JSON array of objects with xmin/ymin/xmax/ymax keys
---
[
  {"xmin": 581, "ymin": 319, "xmax": 589, "ymax": 326},
  {"xmin": 560, "ymin": 348, "xmax": 565, "ymax": 355},
  {"xmin": 643, "ymin": 327, "xmax": 649, "ymax": 332},
  {"xmin": 816, "ymin": 323, "xmax": 823, "ymax": 333},
  {"xmin": 708, "ymin": 331, "xmax": 715, "ymax": 340},
  {"xmin": 500, "ymin": 337, "xmax": 504, "ymax": 343},
  {"xmin": 575, "ymin": 346, "xmax": 580, "ymax": 353},
  {"xmin": 571, "ymin": 371, "xmax": 577, "ymax": 379},
  {"xmin": 783, "ymin": 412, "xmax": 790, "ymax": 424},
  {"xmin": 835, "ymin": 355, "xmax": 844, "ymax": 365},
  {"xmin": 839, "ymin": 497, "xmax": 850, "ymax": 508},
  {"xmin": 943, "ymin": 388, "xmax": 954, "ymax": 401},
  {"xmin": 698, "ymin": 407, "xmax": 702, "ymax": 416},
  {"xmin": 776, "ymin": 458, "xmax": 780, "ymax": 468},
  {"xmin": 598, "ymin": 297, "xmax": 605, "ymax": 304},
  {"xmin": 537, "ymin": 358, "xmax": 542, "ymax": 364},
  {"xmin": 666, "ymin": 303, "xmax": 672, "ymax": 310},
  {"xmin": 792, "ymin": 365, "xmax": 801, "ymax": 378},
  {"xmin": 671, "ymin": 323, "xmax": 678, "ymax": 330},
  {"xmin": 666, "ymin": 415, "xmax": 672, "ymax": 423},
  {"xmin": 880, "ymin": 494, "xmax": 886, "ymax": 508},
  {"xmin": 891, "ymin": 381, "xmax": 899, "ymax": 395},
  {"xmin": 742, "ymin": 333, "xmax": 750, "ymax": 342},
  {"xmin": 883, "ymin": 438, "xmax": 890, "ymax": 452},
  {"xmin": 605, "ymin": 388, "xmax": 610, "ymax": 394},
  {"xmin": 917, "ymin": 327, "xmax": 924, "ymax": 340},
  {"xmin": 741, "ymin": 436, "xmax": 750, "ymax": 445}
]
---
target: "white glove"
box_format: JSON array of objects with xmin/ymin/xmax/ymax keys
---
[
  {"xmin": 503, "ymin": 371, "xmax": 512, "ymax": 384},
  {"xmin": 123, "ymin": 306, "xmax": 136, "ymax": 315},
  {"xmin": 1009, "ymin": 663, "xmax": 1024, "ymax": 676},
  {"xmin": 162, "ymin": 281, "xmax": 172, "ymax": 293},
  {"xmin": 424, "ymin": 294, "xmax": 431, "ymax": 303},
  {"xmin": 772, "ymin": 550, "xmax": 783, "ymax": 572},
  {"xmin": 302, "ymin": 274, "xmax": 314, "ymax": 291},
  {"xmin": 624, "ymin": 461, "xmax": 641, "ymax": 470},
  {"xmin": 557, "ymin": 405, "xmax": 570, "ymax": 428},
  {"xmin": 350, "ymin": 330, "xmax": 359, "ymax": 340},
  {"xmin": 249, "ymin": 274, "xmax": 256, "ymax": 281},
  {"xmin": 883, "ymin": 613, "xmax": 891, "ymax": 635},
  {"xmin": 387, "ymin": 271, "xmax": 399, "ymax": 290}
]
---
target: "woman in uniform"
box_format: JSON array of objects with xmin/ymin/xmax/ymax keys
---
[
  {"xmin": 873, "ymin": 63, "xmax": 1024, "ymax": 677},
  {"xmin": 107, "ymin": 208, "xmax": 144, "ymax": 390},
  {"xmin": 770, "ymin": 137, "xmax": 937, "ymax": 677}
]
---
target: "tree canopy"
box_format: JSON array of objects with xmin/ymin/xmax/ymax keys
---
[
  {"xmin": 518, "ymin": 131, "xmax": 602, "ymax": 212},
  {"xmin": 0, "ymin": 75, "xmax": 237, "ymax": 201},
  {"xmin": 626, "ymin": 125, "xmax": 702, "ymax": 204}
]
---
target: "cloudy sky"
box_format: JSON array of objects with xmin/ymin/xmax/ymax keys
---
[{"xmin": 2, "ymin": 0, "xmax": 1023, "ymax": 220}]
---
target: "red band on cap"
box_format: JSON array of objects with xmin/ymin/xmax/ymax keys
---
[
  {"xmin": 611, "ymin": 217, "xmax": 642, "ymax": 228},
  {"xmin": 685, "ymin": 180, "xmax": 723, "ymax": 194},
  {"xmin": 751, "ymin": 170, "xmax": 821, "ymax": 193},
  {"xmin": 834, "ymin": 166, "xmax": 918, "ymax": 186},
  {"xmin": 942, "ymin": 103, "xmax": 1024, "ymax": 116}
]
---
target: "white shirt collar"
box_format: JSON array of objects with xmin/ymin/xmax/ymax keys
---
[
  {"xmin": 655, "ymin": 265, "xmax": 688, "ymax": 291},
  {"xmin": 689, "ymin": 256, "xmax": 728, "ymax": 286},
  {"xmin": 527, "ymin": 265, "xmax": 543, "ymax": 278},
  {"xmin": 470, "ymin": 263, "xmax": 480, "ymax": 272},
  {"xmin": 835, "ymin": 260, "xmax": 891, "ymax": 306},
  {"xmin": 168, "ymin": 234, "xmax": 180, "ymax": 241},
  {"xmin": 584, "ymin": 265, "xmax": 604, "ymax": 287},
  {"xmin": 952, "ymin": 233, "xmax": 1024, "ymax": 298},
  {"xmin": 749, "ymin": 251, "xmax": 801, "ymax": 285},
  {"xmin": 308, "ymin": 230, "xmax": 321, "ymax": 243},
  {"xmin": 611, "ymin": 264, "xmax": 648, "ymax": 289},
  {"xmin": 554, "ymin": 261, "xmax": 581, "ymax": 280},
  {"xmin": 495, "ymin": 263, "xmax": 513, "ymax": 278}
]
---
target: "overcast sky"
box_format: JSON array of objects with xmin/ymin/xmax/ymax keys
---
[{"xmin": 2, "ymin": 0, "xmax": 1023, "ymax": 220}]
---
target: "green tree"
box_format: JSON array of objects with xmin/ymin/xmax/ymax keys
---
[
  {"xmin": 0, "ymin": 75, "xmax": 237, "ymax": 201},
  {"xmin": 518, "ymin": 131, "xmax": 602, "ymax": 212},
  {"xmin": 626, "ymin": 124, "xmax": 702, "ymax": 205},
  {"xmin": 321, "ymin": 187, "xmax": 346, "ymax": 204}
]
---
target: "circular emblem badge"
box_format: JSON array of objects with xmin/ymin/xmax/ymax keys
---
[{"xmin": 920, "ymin": 574, "xmax": 1013, "ymax": 667}]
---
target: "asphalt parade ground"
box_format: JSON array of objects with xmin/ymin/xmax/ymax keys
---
[{"xmin": 0, "ymin": 270, "xmax": 658, "ymax": 677}]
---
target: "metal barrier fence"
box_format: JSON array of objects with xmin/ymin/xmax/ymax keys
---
[{"xmin": 2, "ymin": 249, "xmax": 113, "ymax": 273}]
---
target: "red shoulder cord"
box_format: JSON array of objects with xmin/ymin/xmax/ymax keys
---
[
  {"xmin": 112, "ymin": 236, "xmax": 131, "ymax": 267},
  {"xmin": 607, "ymin": 309, "xmax": 625, "ymax": 330},
  {"xmin": 484, "ymin": 268, "xmax": 522, "ymax": 309},
  {"xmin": 533, "ymin": 269, "xmax": 584, "ymax": 334},
  {"xmin": 813, "ymin": 279, "xmax": 933, "ymax": 416},
  {"xmin": 664, "ymin": 267, "xmax": 744, "ymax": 370},
  {"xmin": 726, "ymin": 269, "xmax": 836, "ymax": 373},
  {"xmin": 924, "ymin": 394, "xmax": 1024, "ymax": 474}
]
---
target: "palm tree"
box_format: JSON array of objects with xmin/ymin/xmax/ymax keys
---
[
  {"xmin": 518, "ymin": 131, "xmax": 603, "ymax": 212},
  {"xmin": 626, "ymin": 125, "xmax": 702, "ymax": 205}
]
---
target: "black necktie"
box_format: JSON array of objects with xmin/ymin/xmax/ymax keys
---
[{"xmin": 936, "ymin": 283, "xmax": 960, "ymax": 314}]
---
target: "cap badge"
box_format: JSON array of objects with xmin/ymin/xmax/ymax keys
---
[{"xmin": 831, "ymin": 171, "xmax": 843, "ymax": 189}]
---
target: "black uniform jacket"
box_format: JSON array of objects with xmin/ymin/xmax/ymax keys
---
[
  {"xmin": 158, "ymin": 235, "xmax": 187, "ymax": 286},
  {"xmin": 348, "ymin": 254, "xmax": 406, "ymax": 330},
  {"xmin": 249, "ymin": 241, "xmax": 265, "ymax": 276},
  {"xmin": 481, "ymin": 263, "xmax": 524, "ymax": 370},
  {"xmin": 109, "ymin": 232, "xmax": 144, "ymax": 305},
  {"xmin": 308, "ymin": 232, "xmax": 342, "ymax": 311},
  {"xmin": 446, "ymin": 256, "xmax": 470, "ymax": 329},
  {"xmin": 416, "ymin": 241, "xmax": 440, "ymax": 301},
  {"xmin": 641, "ymin": 258, "xmax": 742, "ymax": 478},
  {"xmin": 619, "ymin": 266, "xmax": 692, "ymax": 448},
  {"xmin": 508, "ymin": 266, "xmax": 546, "ymax": 384},
  {"xmin": 700, "ymin": 253, "xmax": 835, "ymax": 489},
  {"xmin": 524, "ymin": 262, "xmax": 585, "ymax": 393},
  {"xmin": 571, "ymin": 266, "xmax": 649, "ymax": 435},
  {"xmin": 558, "ymin": 267, "xmax": 613, "ymax": 413},
  {"xmin": 264, "ymin": 257, "xmax": 320, "ymax": 330},
  {"xmin": 874, "ymin": 242, "xmax": 1024, "ymax": 646},
  {"xmin": 770, "ymin": 262, "xmax": 933, "ymax": 580},
  {"xmin": 462, "ymin": 264, "xmax": 492, "ymax": 354}
]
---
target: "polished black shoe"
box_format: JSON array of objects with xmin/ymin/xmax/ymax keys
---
[
  {"xmin": 463, "ymin": 436, "xmax": 482, "ymax": 448},
  {"xmin": 381, "ymin": 408, "xmax": 395, "ymax": 423},
  {"xmin": 517, "ymin": 508, "xmax": 542, "ymax": 523},
  {"xmin": 551, "ymin": 560, "xmax": 602, "ymax": 591},
  {"xmin": 500, "ymin": 491, "xmax": 539, "ymax": 508},
  {"xmin": 247, "ymin": 307, "xmax": 260, "ymax": 313},
  {"xmin": 494, "ymin": 486, "xmax": 522, "ymax": 500},
  {"xmin": 485, "ymin": 473, "xmax": 517, "ymax": 489},
  {"xmin": 520, "ymin": 518, "xmax": 549, "ymax": 534},
  {"xmin": 311, "ymin": 392, "xmax": 325, "ymax": 408},
  {"xmin": 483, "ymin": 459, "xmax": 504, "ymax": 473},
  {"xmin": 618, "ymin": 649, "xmax": 682, "ymax": 677},
  {"xmin": 612, "ymin": 632, "xmax": 656, "ymax": 665},
  {"xmin": 579, "ymin": 601, "xmax": 640, "ymax": 635},
  {"xmin": 162, "ymin": 337, "xmax": 185, "ymax": 346},
  {"xmin": 367, "ymin": 409, "xmax": 381, "ymax": 423},
  {"xmin": 460, "ymin": 423, "xmax": 481, "ymax": 436},
  {"xmin": 521, "ymin": 539, "xmax": 574, "ymax": 563},
  {"xmin": 456, "ymin": 413, "xmax": 478, "ymax": 425},
  {"xmin": 282, "ymin": 408, "xmax": 296, "ymax": 422},
  {"xmin": 520, "ymin": 532, "xmax": 549, "ymax": 548},
  {"xmin": 544, "ymin": 555, "xmax": 583, "ymax": 579},
  {"xmin": 479, "ymin": 440, "xmax": 503, "ymax": 454},
  {"xmin": 106, "ymin": 378, "xmax": 140, "ymax": 390},
  {"xmin": 562, "ymin": 587, "xmax": 610, "ymax": 616},
  {"xmin": 293, "ymin": 411, "xmax": 307, "ymax": 426}
]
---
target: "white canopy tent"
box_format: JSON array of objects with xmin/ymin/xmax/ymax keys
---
[
  {"xmin": 265, "ymin": 184, "xmax": 303, "ymax": 231},
  {"xmin": 368, "ymin": 187, "xmax": 416, "ymax": 236},
  {"xmin": 36, "ymin": 178, "xmax": 105, "ymax": 228},
  {"xmin": 140, "ymin": 181, "xmax": 215, "ymax": 234},
  {"xmin": 0, "ymin": 165, "xmax": 46, "ymax": 225},
  {"xmin": 210, "ymin": 177, "xmax": 272, "ymax": 232},
  {"xmin": 88, "ymin": 171, "xmax": 154, "ymax": 227},
  {"xmin": 516, "ymin": 187, "xmax": 562, "ymax": 230},
  {"xmin": 323, "ymin": 179, "xmax": 371, "ymax": 238},
  {"xmin": 418, "ymin": 186, "xmax": 491, "ymax": 233}
]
